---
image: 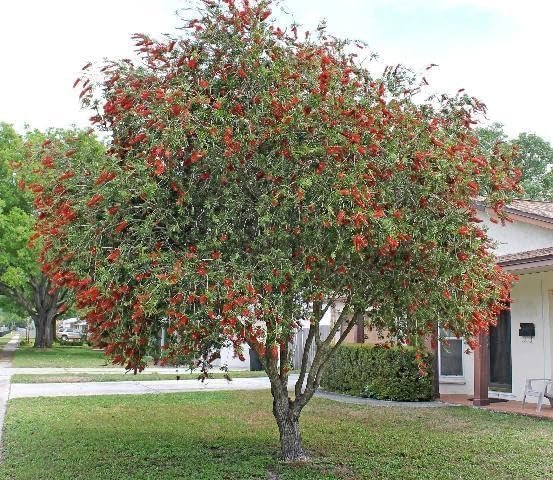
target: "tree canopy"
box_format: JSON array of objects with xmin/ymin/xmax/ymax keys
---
[
  {"xmin": 0, "ymin": 123, "xmax": 39, "ymax": 318},
  {"xmin": 24, "ymin": 0, "xmax": 521, "ymax": 460},
  {"xmin": 478, "ymin": 123, "xmax": 553, "ymax": 200}
]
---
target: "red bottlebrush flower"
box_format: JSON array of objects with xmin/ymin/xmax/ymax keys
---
[
  {"xmin": 352, "ymin": 234, "xmax": 368, "ymax": 252},
  {"xmin": 199, "ymin": 79, "xmax": 209, "ymax": 88},
  {"xmin": 196, "ymin": 264, "xmax": 207, "ymax": 275},
  {"xmin": 373, "ymin": 208, "xmax": 385, "ymax": 219},
  {"xmin": 86, "ymin": 194, "xmax": 103, "ymax": 208},
  {"xmin": 58, "ymin": 171, "xmax": 75, "ymax": 181},
  {"xmin": 443, "ymin": 290, "xmax": 452, "ymax": 300},
  {"xmin": 190, "ymin": 151, "xmax": 204, "ymax": 163},
  {"xmin": 171, "ymin": 104, "xmax": 182, "ymax": 116},
  {"xmin": 95, "ymin": 171, "xmax": 117, "ymax": 185},
  {"xmin": 211, "ymin": 250, "xmax": 221, "ymax": 260},
  {"xmin": 457, "ymin": 252, "xmax": 469, "ymax": 262},
  {"xmin": 336, "ymin": 210, "xmax": 347, "ymax": 225},
  {"xmin": 315, "ymin": 162, "xmax": 326, "ymax": 174},
  {"xmin": 351, "ymin": 212, "xmax": 367, "ymax": 227},
  {"xmin": 169, "ymin": 293, "xmax": 184, "ymax": 305},
  {"xmin": 108, "ymin": 206, "xmax": 120, "ymax": 215},
  {"xmin": 458, "ymin": 225, "xmax": 470, "ymax": 235},
  {"xmin": 129, "ymin": 133, "xmax": 147, "ymax": 145},
  {"xmin": 187, "ymin": 58, "xmax": 198, "ymax": 69},
  {"xmin": 115, "ymin": 221, "xmax": 128, "ymax": 233},
  {"xmin": 467, "ymin": 181, "xmax": 479, "ymax": 193},
  {"xmin": 259, "ymin": 9, "xmax": 271, "ymax": 21},
  {"xmin": 41, "ymin": 156, "xmax": 55, "ymax": 168},
  {"xmin": 368, "ymin": 144, "xmax": 380, "ymax": 156},
  {"xmin": 107, "ymin": 249, "xmax": 121, "ymax": 263},
  {"xmin": 386, "ymin": 236, "xmax": 400, "ymax": 250},
  {"xmin": 270, "ymin": 344, "xmax": 279, "ymax": 359},
  {"xmin": 153, "ymin": 159, "xmax": 166, "ymax": 176}
]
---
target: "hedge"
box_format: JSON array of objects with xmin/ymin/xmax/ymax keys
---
[{"xmin": 320, "ymin": 344, "xmax": 434, "ymax": 401}]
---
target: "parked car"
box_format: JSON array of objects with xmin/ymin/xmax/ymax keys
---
[{"xmin": 56, "ymin": 328, "xmax": 83, "ymax": 342}]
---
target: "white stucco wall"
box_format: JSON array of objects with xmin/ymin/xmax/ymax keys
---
[{"xmin": 479, "ymin": 209, "xmax": 553, "ymax": 256}]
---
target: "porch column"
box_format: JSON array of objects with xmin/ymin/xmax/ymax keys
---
[
  {"xmin": 432, "ymin": 326, "xmax": 440, "ymax": 399},
  {"xmin": 473, "ymin": 330, "xmax": 490, "ymax": 406}
]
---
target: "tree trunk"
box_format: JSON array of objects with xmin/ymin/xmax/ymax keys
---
[
  {"xmin": 33, "ymin": 308, "xmax": 55, "ymax": 348},
  {"xmin": 32, "ymin": 276, "xmax": 60, "ymax": 348},
  {"xmin": 272, "ymin": 388, "xmax": 307, "ymax": 462}
]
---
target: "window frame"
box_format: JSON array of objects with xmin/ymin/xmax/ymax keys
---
[{"xmin": 438, "ymin": 329, "xmax": 464, "ymax": 378}]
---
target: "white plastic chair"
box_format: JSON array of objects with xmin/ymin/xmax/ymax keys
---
[{"xmin": 522, "ymin": 378, "xmax": 553, "ymax": 413}]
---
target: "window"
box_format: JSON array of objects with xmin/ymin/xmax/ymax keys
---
[{"xmin": 439, "ymin": 329, "xmax": 463, "ymax": 377}]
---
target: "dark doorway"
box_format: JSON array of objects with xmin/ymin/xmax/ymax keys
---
[{"xmin": 489, "ymin": 309, "xmax": 512, "ymax": 392}]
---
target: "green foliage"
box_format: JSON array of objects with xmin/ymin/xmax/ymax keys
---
[
  {"xmin": 477, "ymin": 123, "xmax": 553, "ymax": 200},
  {"xmin": 320, "ymin": 344, "xmax": 433, "ymax": 401}
]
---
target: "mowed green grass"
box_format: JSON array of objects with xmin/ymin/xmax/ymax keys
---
[
  {"xmin": 2, "ymin": 391, "xmax": 553, "ymax": 480},
  {"xmin": 12, "ymin": 343, "xmax": 109, "ymax": 368},
  {"xmin": 11, "ymin": 370, "xmax": 269, "ymax": 383},
  {"xmin": 0, "ymin": 332, "xmax": 14, "ymax": 347}
]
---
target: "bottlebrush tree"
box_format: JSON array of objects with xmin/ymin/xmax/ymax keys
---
[{"xmin": 24, "ymin": 0, "xmax": 521, "ymax": 461}]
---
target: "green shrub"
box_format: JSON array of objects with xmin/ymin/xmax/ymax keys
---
[{"xmin": 320, "ymin": 344, "xmax": 434, "ymax": 401}]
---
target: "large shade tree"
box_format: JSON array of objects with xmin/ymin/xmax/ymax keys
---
[
  {"xmin": 25, "ymin": 0, "xmax": 520, "ymax": 461},
  {"xmin": 0, "ymin": 123, "xmax": 67, "ymax": 347}
]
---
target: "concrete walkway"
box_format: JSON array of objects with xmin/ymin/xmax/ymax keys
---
[
  {"xmin": 316, "ymin": 389, "xmax": 446, "ymax": 408},
  {"xmin": 0, "ymin": 335, "xmax": 20, "ymax": 446},
  {"xmin": 9, "ymin": 374, "xmax": 445, "ymax": 410},
  {"xmin": 3, "ymin": 367, "xmax": 242, "ymax": 375},
  {"xmin": 10, "ymin": 374, "xmax": 298, "ymax": 399}
]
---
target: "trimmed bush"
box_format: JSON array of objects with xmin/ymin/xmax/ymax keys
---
[{"xmin": 320, "ymin": 344, "xmax": 434, "ymax": 401}]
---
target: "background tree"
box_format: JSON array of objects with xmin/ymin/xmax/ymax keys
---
[
  {"xmin": 25, "ymin": 0, "xmax": 520, "ymax": 461},
  {"xmin": 478, "ymin": 123, "xmax": 553, "ymax": 200},
  {"xmin": 0, "ymin": 123, "xmax": 61, "ymax": 347},
  {"xmin": 1, "ymin": 123, "xmax": 102, "ymax": 347}
]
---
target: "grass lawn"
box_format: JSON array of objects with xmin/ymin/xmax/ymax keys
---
[
  {"xmin": 0, "ymin": 332, "xmax": 14, "ymax": 347},
  {"xmin": 2, "ymin": 391, "xmax": 553, "ymax": 480},
  {"xmin": 11, "ymin": 343, "xmax": 109, "ymax": 368},
  {"xmin": 11, "ymin": 370, "xmax": 270, "ymax": 383}
]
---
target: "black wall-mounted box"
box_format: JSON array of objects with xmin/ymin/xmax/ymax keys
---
[{"xmin": 519, "ymin": 323, "xmax": 535, "ymax": 337}]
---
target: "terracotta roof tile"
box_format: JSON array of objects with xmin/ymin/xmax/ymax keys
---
[
  {"xmin": 496, "ymin": 246, "xmax": 553, "ymax": 265},
  {"xmin": 506, "ymin": 199, "xmax": 553, "ymax": 221}
]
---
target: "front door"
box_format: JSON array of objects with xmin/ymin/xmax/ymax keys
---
[{"xmin": 489, "ymin": 309, "xmax": 512, "ymax": 392}]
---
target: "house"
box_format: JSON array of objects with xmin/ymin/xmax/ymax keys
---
[
  {"xmin": 337, "ymin": 199, "xmax": 553, "ymax": 405},
  {"xmin": 438, "ymin": 199, "xmax": 553, "ymax": 405}
]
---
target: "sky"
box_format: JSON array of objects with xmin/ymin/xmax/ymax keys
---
[{"xmin": 0, "ymin": 0, "xmax": 551, "ymax": 142}]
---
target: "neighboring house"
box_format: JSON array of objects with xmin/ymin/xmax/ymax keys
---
[
  {"xmin": 438, "ymin": 199, "xmax": 553, "ymax": 404},
  {"xmin": 338, "ymin": 199, "xmax": 553, "ymax": 405}
]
